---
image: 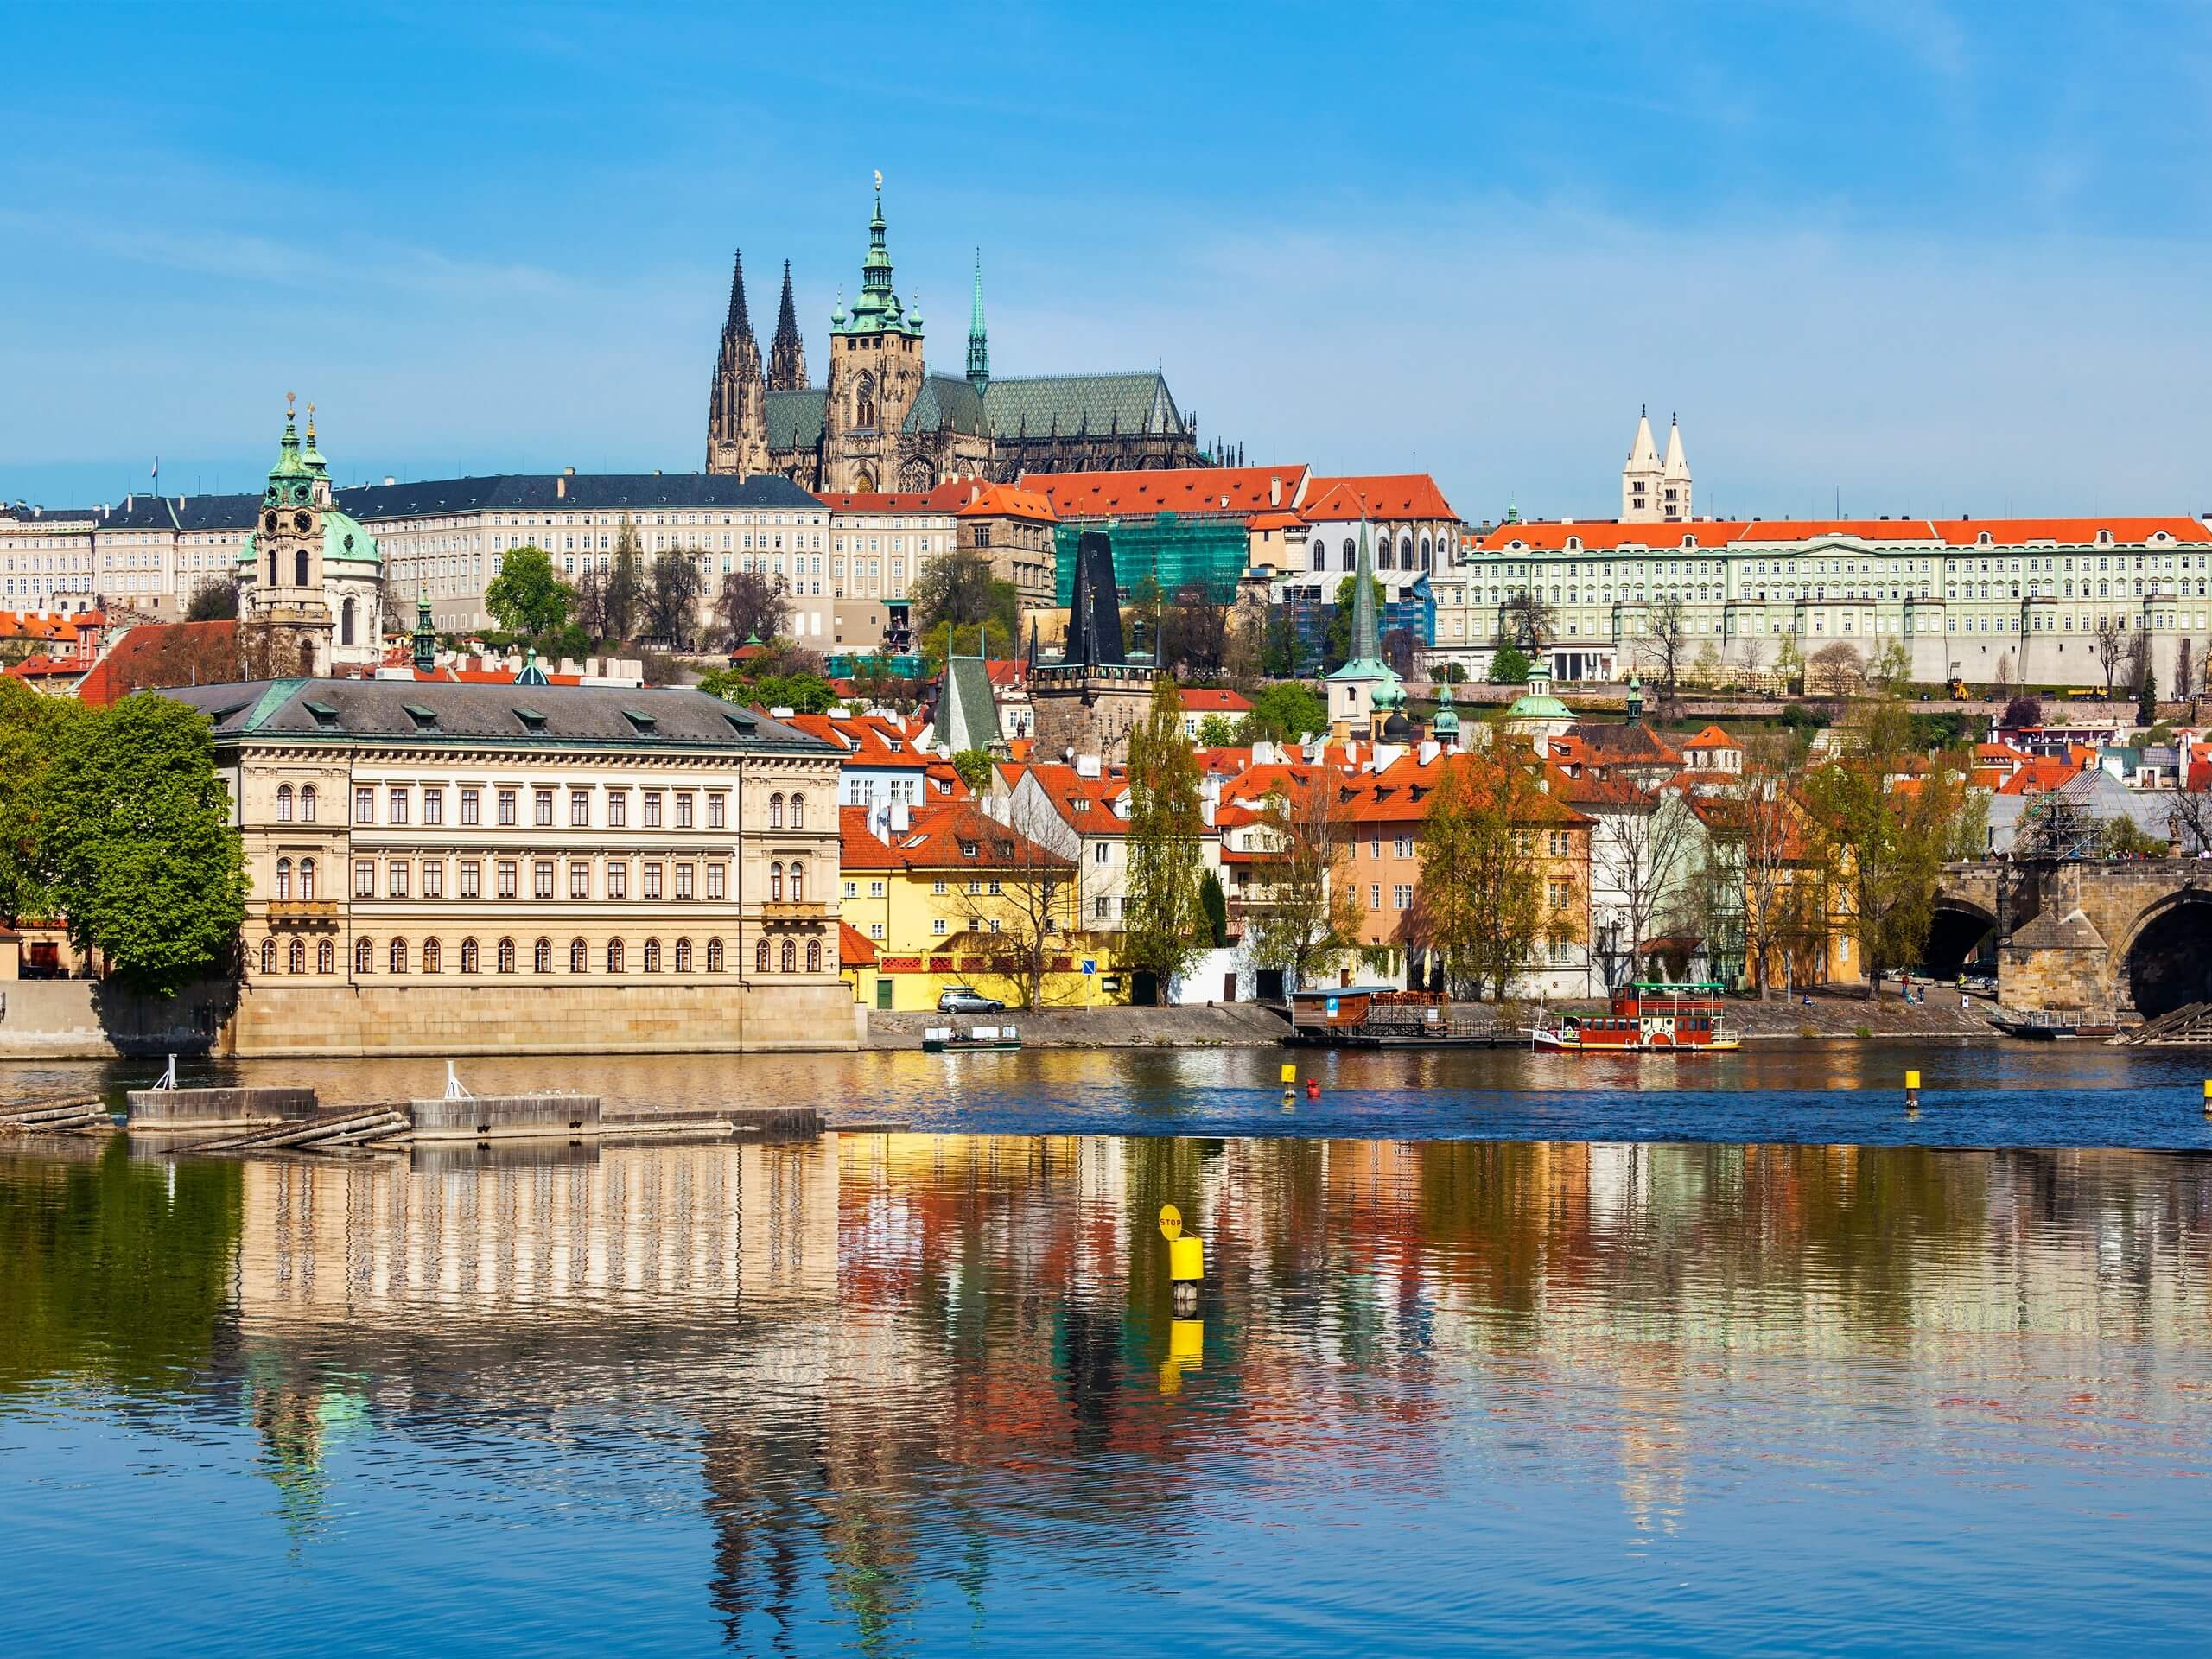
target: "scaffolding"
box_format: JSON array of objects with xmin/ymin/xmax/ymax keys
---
[{"xmin": 1052, "ymin": 512, "xmax": 1249, "ymax": 607}]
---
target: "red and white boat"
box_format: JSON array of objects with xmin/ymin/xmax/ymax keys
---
[{"xmin": 1531, "ymin": 982, "xmax": 1739, "ymax": 1052}]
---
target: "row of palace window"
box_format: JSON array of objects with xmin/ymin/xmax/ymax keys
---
[
  {"xmin": 313, "ymin": 784, "xmax": 780, "ymax": 830},
  {"xmin": 257, "ymin": 934, "xmax": 823, "ymax": 976},
  {"xmin": 273, "ymin": 855, "xmax": 819, "ymax": 903}
]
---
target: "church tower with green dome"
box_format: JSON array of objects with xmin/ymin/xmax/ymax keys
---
[
  {"xmin": 1324, "ymin": 520, "xmax": 1404, "ymax": 734},
  {"xmin": 820, "ymin": 175, "xmax": 928, "ymax": 491},
  {"xmin": 237, "ymin": 396, "xmax": 384, "ymax": 677}
]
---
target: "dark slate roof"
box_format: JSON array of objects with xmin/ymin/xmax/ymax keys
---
[
  {"xmin": 905, "ymin": 374, "xmax": 990, "ymax": 438},
  {"xmin": 982, "ymin": 372, "xmax": 1183, "ymax": 441},
  {"xmin": 1, "ymin": 504, "xmax": 101, "ymax": 525},
  {"xmin": 162, "ymin": 678, "xmax": 839, "ymax": 754},
  {"xmin": 765, "ymin": 389, "xmax": 828, "ymax": 451},
  {"xmin": 93, "ymin": 493, "xmax": 262, "ymax": 531},
  {"xmin": 329, "ymin": 474, "xmax": 822, "ymax": 521}
]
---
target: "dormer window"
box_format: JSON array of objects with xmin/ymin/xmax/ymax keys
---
[
  {"xmin": 960, "ymin": 840, "xmax": 978, "ymax": 857},
  {"xmin": 514, "ymin": 706, "xmax": 548, "ymax": 734},
  {"xmin": 621, "ymin": 708, "xmax": 658, "ymax": 734},
  {"xmin": 303, "ymin": 699, "xmax": 340, "ymax": 731},
  {"xmin": 404, "ymin": 703, "xmax": 439, "ymax": 730}
]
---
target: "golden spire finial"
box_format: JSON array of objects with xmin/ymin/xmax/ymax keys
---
[
  {"xmin": 285, "ymin": 390, "xmax": 296, "ymax": 416},
  {"xmin": 306, "ymin": 400, "xmax": 316, "ymax": 439}
]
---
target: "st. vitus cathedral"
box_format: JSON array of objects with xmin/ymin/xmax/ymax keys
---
[{"xmin": 707, "ymin": 183, "xmax": 1209, "ymax": 492}]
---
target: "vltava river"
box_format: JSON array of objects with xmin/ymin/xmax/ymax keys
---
[{"xmin": 3, "ymin": 1099, "xmax": 2211, "ymax": 1653}]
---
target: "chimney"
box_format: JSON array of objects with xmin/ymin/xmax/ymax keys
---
[
  {"xmin": 1270, "ymin": 475, "xmax": 1282, "ymax": 507},
  {"xmin": 1252, "ymin": 739, "xmax": 1276, "ymax": 766},
  {"xmin": 1075, "ymin": 753, "xmax": 1102, "ymax": 779},
  {"xmin": 1418, "ymin": 740, "xmax": 1440, "ymax": 765},
  {"xmin": 889, "ymin": 799, "xmax": 911, "ymax": 835},
  {"xmin": 384, "ymin": 475, "xmax": 397, "ymax": 486},
  {"xmin": 556, "ymin": 476, "xmax": 567, "ymax": 500}
]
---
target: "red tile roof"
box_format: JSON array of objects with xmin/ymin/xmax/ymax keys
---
[
  {"xmin": 1012, "ymin": 762, "xmax": 1129, "ymax": 836},
  {"xmin": 1178, "ymin": 687, "xmax": 1252, "ymax": 714},
  {"xmin": 1681, "ymin": 724, "xmax": 1739, "ymax": 750},
  {"xmin": 1023, "ymin": 465, "xmax": 1310, "ymax": 520},
  {"xmin": 1732, "ymin": 518, "xmax": 1940, "ymax": 543},
  {"xmin": 0, "ymin": 609, "xmax": 92, "ymax": 643},
  {"xmin": 1928, "ymin": 517, "xmax": 2211, "ymax": 546},
  {"xmin": 1300, "ymin": 474, "xmax": 1458, "ymax": 524},
  {"xmin": 1477, "ymin": 522, "xmax": 1748, "ymax": 553},
  {"xmin": 817, "ymin": 480, "xmax": 976, "ymax": 515},
  {"xmin": 76, "ymin": 620, "xmax": 238, "ymax": 707}
]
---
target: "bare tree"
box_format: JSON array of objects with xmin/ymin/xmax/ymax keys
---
[
  {"xmin": 1500, "ymin": 587, "xmax": 1556, "ymax": 652},
  {"xmin": 1807, "ymin": 640, "xmax": 1866, "ymax": 699},
  {"xmin": 1245, "ymin": 773, "xmax": 1363, "ymax": 993},
  {"xmin": 942, "ymin": 809, "xmax": 1083, "ymax": 1012},
  {"xmin": 1638, "ymin": 595, "xmax": 1688, "ymax": 716},
  {"xmin": 1161, "ymin": 583, "xmax": 1229, "ymax": 676},
  {"xmin": 1589, "ymin": 787, "xmax": 1702, "ymax": 989},
  {"xmin": 645, "ymin": 550, "xmax": 705, "ymax": 650},
  {"xmin": 574, "ymin": 563, "xmax": 608, "ymax": 641},
  {"xmin": 606, "ymin": 518, "xmax": 643, "ymax": 645},
  {"xmin": 1695, "ymin": 736, "xmax": 1810, "ymax": 999},
  {"xmin": 714, "ymin": 570, "xmax": 790, "ymax": 648},
  {"xmin": 2094, "ymin": 616, "xmax": 2127, "ymax": 696}
]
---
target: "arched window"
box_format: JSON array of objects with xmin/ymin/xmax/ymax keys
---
[
  {"xmin": 276, "ymin": 857, "xmax": 292, "ymax": 900},
  {"xmin": 423, "ymin": 938, "xmax": 441, "ymax": 974},
  {"xmin": 607, "ymin": 938, "xmax": 625, "ymax": 974},
  {"xmin": 769, "ymin": 792, "xmax": 785, "ymax": 829},
  {"xmin": 317, "ymin": 939, "xmax": 333, "ymax": 974},
  {"xmin": 534, "ymin": 938, "xmax": 552, "ymax": 973},
  {"xmin": 498, "ymin": 938, "xmax": 517, "ymax": 973},
  {"xmin": 644, "ymin": 938, "xmax": 662, "ymax": 973},
  {"xmin": 780, "ymin": 938, "xmax": 798, "ymax": 974},
  {"xmin": 341, "ymin": 598, "xmax": 356, "ymax": 648},
  {"xmin": 788, "ymin": 862, "xmax": 804, "ymax": 902},
  {"xmin": 1420, "ymin": 537, "xmax": 1433, "ymax": 569},
  {"xmin": 855, "ymin": 372, "xmax": 877, "ymax": 430},
  {"xmin": 276, "ymin": 784, "xmax": 293, "ymax": 822},
  {"xmin": 570, "ymin": 938, "xmax": 588, "ymax": 973},
  {"xmin": 390, "ymin": 938, "xmax": 408, "ymax": 975},
  {"xmin": 295, "ymin": 549, "xmax": 309, "ymax": 588},
  {"xmin": 289, "ymin": 938, "xmax": 307, "ymax": 975},
  {"xmin": 1399, "ymin": 535, "xmax": 1414, "ymax": 569},
  {"xmin": 770, "ymin": 861, "xmax": 785, "ymax": 901},
  {"xmin": 1342, "ymin": 537, "xmax": 1355, "ymax": 566},
  {"xmin": 355, "ymin": 937, "xmax": 374, "ymax": 975},
  {"xmin": 805, "ymin": 938, "xmax": 822, "ymax": 974},
  {"xmin": 299, "ymin": 858, "xmax": 315, "ymax": 900},
  {"xmin": 260, "ymin": 938, "xmax": 276, "ymax": 976},
  {"xmin": 790, "ymin": 794, "xmax": 804, "ymax": 830},
  {"xmin": 1312, "ymin": 542, "xmax": 1328, "ymax": 573},
  {"xmin": 1376, "ymin": 539, "xmax": 1392, "ymax": 571},
  {"xmin": 755, "ymin": 938, "xmax": 770, "ymax": 973},
  {"xmin": 708, "ymin": 938, "xmax": 725, "ymax": 973},
  {"xmin": 675, "ymin": 938, "xmax": 693, "ymax": 973},
  {"xmin": 300, "ymin": 785, "xmax": 316, "ymax": 823},
  {"xmin": 461, "ymin": 938, "xmax": 480, "ymax": 974},
  {"xmin": 269, "ymin": 549, "xmax": 279, "ymax": 588}
]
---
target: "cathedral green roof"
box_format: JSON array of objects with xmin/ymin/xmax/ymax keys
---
[
  {"xmin": 905, "ymin": 373, "xmax": 989, "ymax": 438},
  {"xmin": 982, "ymin": 372, "xmax": 1182, "ymax": 442},
  {"xmin": 1505, "ymin": 691, "xmax": 1573, "ymax": 720},
  {"xmin": 765, "ymin": 388, "xmax": 827, "ymax": 451}
]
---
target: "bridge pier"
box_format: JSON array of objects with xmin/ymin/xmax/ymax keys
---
[{"xmin": 1940, "ymin": 859, "xmax": 2212, "ymax": 1019}]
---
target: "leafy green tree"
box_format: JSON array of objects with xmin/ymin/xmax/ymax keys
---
[
  {"xmin": 913, "ymin": 550, "xmax": 1020, "ymax": 646},
  {"xmin": 696, "ymin": 666, "xmax": 839, "ymax": 715},
  {"xmin": 606, "ymin": 516, "xmax": 644, "ymax": 644},
  {"xmin": 1489, "ymin": 644, "xmax": 1532, "ymax": 685},
  {"xmin": 1194, "ymin": 713, "xmax": 1242, "ymax": 747},
  {"xmin": 483, "ymin": 545, "xmax": 575, "ymax": 638},
  {"xmin": 0, "ymin": 679, "xmax": 84, "ymax": 925},
  {"xmin": 1242, "ymin": 681, "xmax": 1327, "ymax": 745},
  {"xmin": 1199, "ymin": 870, "xmax": 1228, "ymax": 947},
  {"xmin": 44, "ymin": 694, "xmax": 246, "ymax": 996},
  {"xmin": 183, "ymin": 577, "xmax": 238, "ymax": 622},
  {"xmin": 950, "ymin": 749, "xmax": 995, "ymax": 795},
  {"xmin": 1122, "ymin": 676, "xmax": 1209, "ymax": 994}
]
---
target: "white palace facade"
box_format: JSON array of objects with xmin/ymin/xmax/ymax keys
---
[{"xmin": 1447, "ymin": 513, "xmax": 2212, "ymax": 689}]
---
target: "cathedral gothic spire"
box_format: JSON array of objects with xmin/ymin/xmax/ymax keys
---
[
  {"xmin": 768, "ymin": 259, "xmax": 808, "ymax": 391},
  {"xmin": 966, "ymin": 249, "xmax": 989, "ymax": 396},
  {"xmin": 707, "ymin": 248, "xmax": 769, "ymax": 476}
]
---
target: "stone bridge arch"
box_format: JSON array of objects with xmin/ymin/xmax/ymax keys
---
[
  {"xmin": 1989, "ymin": 860, "xmax": 2212, "ymax": 1016},
  {"xmin": 2113, "ymin": 886, "xmax": 2212, "ymax": 1018}
]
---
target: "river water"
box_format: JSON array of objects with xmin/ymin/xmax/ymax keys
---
[{"xmin": 4, "ymin": 1049, "xmax": 2212, "ymax": 1655}]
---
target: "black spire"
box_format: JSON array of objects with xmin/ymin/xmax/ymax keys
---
[
  {"xmin": 725, "ymin": 249, "xmax": 752, "ymax": 337},
  {"xmin": 768, "ymin": 259, "xmax": 808, "ymax": 391},
  {"xmin": 1063, "ymin": 531, "xmax": 1127, "ymax": 669}
]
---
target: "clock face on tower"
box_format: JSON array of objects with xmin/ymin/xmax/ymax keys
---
[
  {"xmin": 263, "ymin": 510, "xmax": 279, "ymax": 532},
  {"xmin": 292, "ymin": 511, "xmax": 314, "ymax": 534}
]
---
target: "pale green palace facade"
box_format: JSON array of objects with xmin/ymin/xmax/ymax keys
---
[{"xmin": 1446, "ymin": 514, "xmax": 2212, "ymax": 690}]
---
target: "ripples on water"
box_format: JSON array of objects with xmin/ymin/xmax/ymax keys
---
[{"xmin": 3, "ymin": 1053, "xmax": 2212, "ymax": 1654}]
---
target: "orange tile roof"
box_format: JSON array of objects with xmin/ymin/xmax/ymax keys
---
[
  {"xmin": 839, "ymin": 920, "xmax": 879, "ymax": 969},
  {"xmin": 1300, "ymin": 474, "xmax": 1457, "ymax": 524},
  {"xmin": 1732, "ymin": 518, "xmax": 1939, "ymax": 543},
  {"xmin": 1476, "ymin": 521, "xmax": 1749, "ymax": 552},
  {"xmin": 1012, "ymin": 762, "xmax": 1129, "ymax": 836},
  {"xmin": 1928, "ymin": 516, "xmax": 2212, "ymax": 546},
  {"xmin": 1022, "ymin": 465, "xmax": 1310, "ymax": 520},
  {"xmin": 75, "ymin": 620, "xmax": 238, "ymax": 707},
  {"xmin": 954, "ymin": 481, "xmax": 1056, "ymax": 522},
  {"xmin": 839, "ymin": 801, "xmax": 1073, "ymax": 872},
  {"xmin": 1246, "ymin": 509, "xmax": 1304, "ymax": 531},
  {"xmin": 0, "ymin": 609, "xmax": 85, "ymax": 643},
  {"xmin": 1681, "ymin": 725, "xmax": 1739, "ymax": 750}
]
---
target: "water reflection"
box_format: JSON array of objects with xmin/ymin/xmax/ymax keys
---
[{"xmin": 3, "ymin": 1133, "xmax": 2210, "ymax": 1655}]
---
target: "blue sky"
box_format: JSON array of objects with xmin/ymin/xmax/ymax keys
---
[{"xmin": 4, "ymin": 1, "xmax": 2209, "ymax": 521}]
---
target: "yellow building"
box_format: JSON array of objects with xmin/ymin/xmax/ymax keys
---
[{"xmin": 837, "ymin": 801, "xmax": 1116, "ymax": 1010}]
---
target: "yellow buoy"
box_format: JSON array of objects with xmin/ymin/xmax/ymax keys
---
[{"xmin": 1161, "ymin": 1203, "xmax": 1204, "ymax": 1314}]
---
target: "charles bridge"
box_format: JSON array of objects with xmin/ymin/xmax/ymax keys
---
[{"xmin": 1930, "ymin": 859, "xmax": 2212, "ymax": 1017}]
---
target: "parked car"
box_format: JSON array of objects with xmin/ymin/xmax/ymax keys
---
[{"xmin": 938, "ymin": 987, "xmax": 1005, "ymax": 1014}]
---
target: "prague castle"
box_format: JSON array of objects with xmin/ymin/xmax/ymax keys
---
[{"xmin": 707, "ymin": 183, "xmax": 1207, "ymax": 493}]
